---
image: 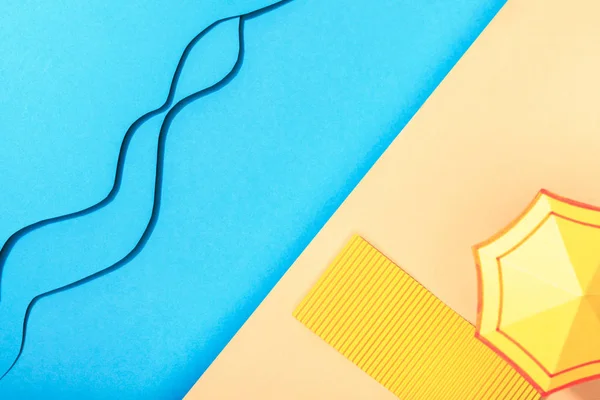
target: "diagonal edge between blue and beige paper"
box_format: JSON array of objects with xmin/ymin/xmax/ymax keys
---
[{"xmin": 0, "ymin": 0, "xmax": 506, "ymax": 398}]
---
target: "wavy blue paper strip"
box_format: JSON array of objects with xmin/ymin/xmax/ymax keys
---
[{"xmin": 0, "ymin": 0, "xmax": 293, "ymax": 380}]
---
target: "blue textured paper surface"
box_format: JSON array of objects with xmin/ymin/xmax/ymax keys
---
[{"xmin": 0, "ymin": 0, "xmax": 505, "ymax": 398}]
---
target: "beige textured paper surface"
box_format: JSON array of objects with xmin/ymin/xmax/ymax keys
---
[{"xmin": 186, "ymin": 0, "xmax": 600, "ymax": 398}]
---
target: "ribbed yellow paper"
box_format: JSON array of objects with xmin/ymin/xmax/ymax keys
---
[{"xmin": 293, "ymin": 235, "xmax": 540, "ymax": 400}]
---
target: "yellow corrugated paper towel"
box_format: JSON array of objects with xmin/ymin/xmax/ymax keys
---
[{"xmin": 294, "ymin": 235, "xmax": 539, "ymax": 400}]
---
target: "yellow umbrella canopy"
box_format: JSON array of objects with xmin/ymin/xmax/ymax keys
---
[{"xmin": 473, "ymin": 189, "xmax": 600, "ymax": 395}]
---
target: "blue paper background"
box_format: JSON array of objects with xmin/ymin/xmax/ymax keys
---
[{"xmin": 0, "ymin": 0, "xmax": 505, "ymax": 398}]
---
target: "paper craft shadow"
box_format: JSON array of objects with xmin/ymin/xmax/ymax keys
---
[{"xmin": 0, "ymin": 0, "xmax": 293, "ymax": 380}]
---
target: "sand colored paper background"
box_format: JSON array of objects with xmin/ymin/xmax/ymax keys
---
[
  {"xmin": 0, "ymin": 0, "xmax": 505, "ymax": 398},
  {"xmin": 188, "ymin": 0, "xmax": 600, "ymax": 398}
]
